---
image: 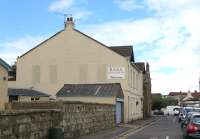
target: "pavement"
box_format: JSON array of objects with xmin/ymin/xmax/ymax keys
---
[{"xmin": 78, "ymin": 116, "xmax": 159, "ymax": 139}]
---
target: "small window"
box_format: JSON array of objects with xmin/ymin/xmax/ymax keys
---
[
  {"xmin": 32, "ymin": 65, "xmax": 40, "ymax": 84},
  {"xmin": 35, "ymin": 97, "xmax": 40, "ymax": 101},
  {"xmin": 49, "ymin": 65, "xmax": 58, "ymax": 84},
  {"xmin": 31, "ymin": 97, "xmax": 34, "ymax": 101}
]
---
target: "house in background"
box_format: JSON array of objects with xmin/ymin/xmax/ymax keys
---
[
  {"xmin": 168, "ymin": 91, "xmax": 200, "ymax": 106},
  {"xmin": 56, "ymin": 83, "xmax": 124, "ymax": 123},
  {"xmin": 8, "ymin": 88, "xmax": 50, "ymax": 102},
  {"xmin": 9, "ymin": 17, "xmax": 145, "ymax": 123},
  {"xmin": 0, "ymin": 58, "xmax": 11, "ymax": 110}
]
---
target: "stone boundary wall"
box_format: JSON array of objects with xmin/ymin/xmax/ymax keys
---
[
  {"xmin": 1, "ymin": 101, "xmax": 115, "ymax": 139},
  {"xmin": 0, "ymin": 109, "xmax": 61, "ymax": 139},
  {"xmin": 5, "ymin": 101, "xmax": 62, "ymax": 110},
  {"xmin": 61, "ymin": 102, "xmax": 115, "ymax": 138}
]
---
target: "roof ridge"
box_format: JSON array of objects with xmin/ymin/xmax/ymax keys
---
[
  {"xmin": 0, "ymin": 58, "xmax": 11, "ymax": 71},
  {"xmin": 74, "ymin": 29, "xmax": 129, "ymax": 60},
  {"xmin": 19, "ymin": 30, "xmax": 64, "ymax": 58}
]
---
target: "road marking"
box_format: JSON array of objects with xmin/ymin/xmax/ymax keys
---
[
  {"xmin": 166, "ymin": 136, "xmax": 169, "ymax": 139},
  {"xmin": 116, "ymin": 122, "xmax": 156, "ymax": 139}
]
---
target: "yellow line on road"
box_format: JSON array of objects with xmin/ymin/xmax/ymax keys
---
[{"xmin": 115, "ymin": 121, "xmax": 157, "ymax": 139}]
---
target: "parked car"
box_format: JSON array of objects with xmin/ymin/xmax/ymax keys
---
[
  {"xmin": 166, "ymin": 105, "xmax": 180, "ymax": 115},
  {"xmin": 179, "ymin": 111, "xmax": 186, "ymax": 123},
  {"xmin": 181, "ymin": 112, "xmax": 198, "ymax": 128},
  {"xmin": 174, "ymin": 107, "xmax": 180, "ymax": 116},
  {"xmin": 153, "ymin": 110, "xmax": 164, "ymax": 115},
  {"xmin": 182, "ymin": 113, "xmax": 200, "ymax": 138}
]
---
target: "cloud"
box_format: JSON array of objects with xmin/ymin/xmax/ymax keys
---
[
  {"xmin": 48, "ymin": 0, "xmax": 92, "ymax": 20},
  {"xmin": 81, "ymin": 3, "xmax": 200, "ymax": 94},
  {"xmin": 114, "ymin": 0, "xmax": 144, "ymax": 11},
  {"xmin": 0, "ymin": 36, "xmax": 46, "ymax": 65},
  {"xmin": 147, "ymin": 0, "xmax": 200, "ymax": 16},
  {"xmin": 49, "ymin": 0, "xmax": 75, "ymax": 12},
  {"xmin": 82, "ymin": 18, "xmax": 161, "ymax": 46}
]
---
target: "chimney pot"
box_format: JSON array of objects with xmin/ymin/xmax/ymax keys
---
[{"xmin": 64, "ymin": 16, "xmax": 74, "ymax": 29}]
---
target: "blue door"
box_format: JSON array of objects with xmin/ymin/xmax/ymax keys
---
[{"xmin": 116, "ymin": 101, "xmax": 122, "ymax": 123}]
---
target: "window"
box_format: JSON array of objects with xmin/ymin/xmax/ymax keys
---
[
  {"xmin": 133, "ymin": 71, "xmax": 136, "ymax": 88},
  {"xmin": 35, "ymin": 97, "xmax": 40, "ymax": 101},
  {"xmin": 32, "ymin": 65, "xmax": 40, "ymax": 84},
  {"xmin": 128, "ymin": 65, "xmax": 130, "ymax": 86},
  {"xmin": 49, "ymin": 65, "xmax": 58, "ymax": 84},
  {"xmin": 31, "ymin": 97, "xmax": 40, "ymax": 101},
  {"xmin": 78, "ymin": 64, "xmax": 88, "ymax": 83},
  {"xmin": 98, "ymin": 64, "xmax": 106, "ymax": 82},
  {"xmin": 130, "ymin": 69, "xmax": 133, "ymax": 88}
]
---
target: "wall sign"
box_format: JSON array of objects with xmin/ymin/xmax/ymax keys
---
[{"xmin": 107, "ymin": 67, "xmax": 125, "ymax": 79}]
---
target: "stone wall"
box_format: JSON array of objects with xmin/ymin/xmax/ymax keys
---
[
  {"xmin": 0, "ymin": 101, "xmax": 115, "ymax": 139},
  {"xmin": 0, "ymin": 109, "xmax": 61, "ymax": 139},
  {"xmin": 5, "ymin": 101, "xmax": 62, "ymax": 110},
  {"xmin": 61, "ymin": 102, "xmax": 115, "ymax": 138}
]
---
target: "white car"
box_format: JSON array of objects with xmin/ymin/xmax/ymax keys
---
[{"xmin": 166, "ymin": 106, "xmax": 180, "ymax": 115}]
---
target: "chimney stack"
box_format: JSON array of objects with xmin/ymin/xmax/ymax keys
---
[{"xmin": 64, "ymin": 16, "xmax": 74, "ymax": 29}]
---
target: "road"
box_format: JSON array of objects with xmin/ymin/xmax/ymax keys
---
[{"xmin": 127, "ymin": 116, "xmax": 183, "ymax": 139}]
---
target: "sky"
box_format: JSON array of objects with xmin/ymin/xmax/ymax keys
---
[{"xmin": 0, "ymin": 0, "xmax": 200, "ymax": 94}]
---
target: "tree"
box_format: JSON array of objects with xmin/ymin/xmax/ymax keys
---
[
  {"xmin": 152, "ymin": 96, "xmax": 163, "ymax": 110},
  {"xmin": 152, "ymin": 96, "xmax": 179, "ymax": 110},
  {"xmin": 162, "ymin": 97, "xmax": 178, "ymax": 108}
]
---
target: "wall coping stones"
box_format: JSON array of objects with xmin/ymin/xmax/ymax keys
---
[{"xmin": 0, "ymin": 109, "xmax": 60, "ymax": 116}]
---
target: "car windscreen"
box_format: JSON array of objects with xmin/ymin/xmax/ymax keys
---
[
  {"xmin": 185, "ymin": 108, "xmax": 193, "ymax": 113},
  {"xmin": 193, "ymin": 109, "xmax": 200, "ymax": 113},
  {"xmin": 192, "ymin": 115, "xmax": 200, "ymax": 125},
  {"xmin": 173, "ymin": 108, "xmax": 179, "ymax": 111}
]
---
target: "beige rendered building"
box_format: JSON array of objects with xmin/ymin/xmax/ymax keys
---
[
  {"xmin": 0, "ymin": 58, "xmax": 11, "ymax": 110},
  {"xmin": 9, "ymin": 17, "xmax": 143, "ymax": 122}
]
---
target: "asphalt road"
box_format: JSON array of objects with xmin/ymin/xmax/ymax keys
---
[{"xmin": 127, "ymin": 116, "xmax": 183, "ymax": 139}]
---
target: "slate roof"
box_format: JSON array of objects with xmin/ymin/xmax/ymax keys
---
[
  {"xmin": 8, "ymin": 88, "xmax": 50, "ymax": 97},
  {"xmin": 135, "ymin": 62, "xmax": 145, "ymax": 73},
  {"xmin": 168, "ymin": 92, "xmax": 187, "ymax": 96},
  {"xmin": 0, "ymin": 58, "xmax": 11, "ymax": 71},
  {"xmin": 56, "ymin": 83, "xmax": 124, "ymax": 98},
  {"xmin": 109, "ymin": 46, "xmax": 134, "ymax": 62},
  {"xmin": 168, "ymin": 92, "xmax": 200, "ymax": 98}
]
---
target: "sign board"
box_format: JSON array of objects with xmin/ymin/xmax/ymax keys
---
[{"xmin": 107, "ymin": 67, "xmax": 125, "ymax": 79}]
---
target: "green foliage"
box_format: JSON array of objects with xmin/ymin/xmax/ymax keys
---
[
  {"xmin": 152, "ymin": 96, "xmax": 163, "ymax": 110},
  {"xmin": 162, "ymin": 97, "xmax": 178, "ymax": 108},
  {"xmin": 152, "ymin": 96, "xmax": 178, "ymax": 110}
]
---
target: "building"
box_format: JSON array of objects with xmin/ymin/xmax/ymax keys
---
[
  {"xmin": 135, "ymin": 62, "xmax": 152, "ymax": 118},
  {"xmin": 0, "ymin": 58, "xmax": 11, "ymax": 110},
  {"xmin": 8, "ymin": 88, "xmax": 50, "ymax": 102},
  {"xmin": 9, "ymin": 17, "xmax": 144, "ymax": 122},
  {"xmin": 168, "ymin": 91, "xmax": 200, "ymax": 106},
  {"xmin": 56, "ymin": 83, "xmax": 124, "ymax": 123},
  {"xmin": 181, "ymin": 91, "xmax": 200, "ymax": 107}
]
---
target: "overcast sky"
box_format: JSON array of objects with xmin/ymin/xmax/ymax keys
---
[{"xmin": 0, "ymin": 0, "xmax": 200, "ymax": 94}]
